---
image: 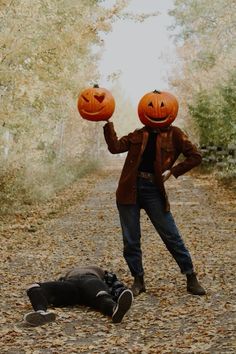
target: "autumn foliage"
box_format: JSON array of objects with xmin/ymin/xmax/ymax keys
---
[
  {"xmin": 169, "ymin": 0, "xmax": 236, "ymax": 155},
  {"xmin": 0, "ymin": 0, "xmax": 129, "ymax": 212}
]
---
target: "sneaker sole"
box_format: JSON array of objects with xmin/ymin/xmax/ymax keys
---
[
  {"xmin": 24, "ymin": 312, "xmax": 56, "ymax": 326},
  {"xmin": 112, "ymin": 290, "xmax": 133, "ymax": 323}
]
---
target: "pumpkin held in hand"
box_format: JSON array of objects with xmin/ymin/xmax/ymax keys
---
[
  {"xmin": 138, "ymin": 90, "xmax": 179, "ymax": 128},
  {"xmin": 77, "ymin": 85, "xmax": 115, "ymax": 121}
]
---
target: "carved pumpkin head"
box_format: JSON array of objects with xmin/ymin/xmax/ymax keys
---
[
  {"xmin": 77, "ymin": 84, "xmax": 115, "ymax": 121},
  {"xmin": 138, "ymin": 90, "xmax": 179, "ymax": 128}
]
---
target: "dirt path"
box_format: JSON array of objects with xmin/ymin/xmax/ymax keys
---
[{"xmin": 1, "ymin": 160, "xmax": 236, "ymax": 353}]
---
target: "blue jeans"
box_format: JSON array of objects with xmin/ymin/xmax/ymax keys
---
[{"xmin": 117, "ymin": 177, "xmax": 194, "ymax": 277}]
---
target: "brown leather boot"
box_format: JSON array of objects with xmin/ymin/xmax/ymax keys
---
[
  {"xmin": 131, "ymin": 275, "xmax": 146, "ymax": 297},
  {"xmin": 187, "ymin": 273, "xmax": 206, "ymax": 295}
]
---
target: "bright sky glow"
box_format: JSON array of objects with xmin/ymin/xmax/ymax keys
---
[{"xmin": 99, "ymin": 0, "xmax": 177, "ymax": 106}]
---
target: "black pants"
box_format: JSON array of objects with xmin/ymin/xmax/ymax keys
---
[{"xmin": 27, "ymin": 275, "xmax": 116, "ymax": 317}]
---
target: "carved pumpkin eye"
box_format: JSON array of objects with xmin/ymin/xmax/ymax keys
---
[
  {"xmin": 148, "ymin": 102, "xmax": 153, "ymax": 107},
  {"xmin": 161, "ymin": 102, "xmax": 164, "ymax": 107},
  {"xmin": 94, "ymin": 94, "xmax": 105, "ymax": 103},
  {"xmin": 82, "ymin": 95, "xmax": 89, "ymax": 102}
]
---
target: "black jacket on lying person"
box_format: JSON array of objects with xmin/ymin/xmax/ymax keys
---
[
  {"xmin": 59, "ymin": 265, "xmax": 126, "ymax": 301},
  {"xmin": 23, "ymin": 265, "xmax": 133, "ymax": 326}
]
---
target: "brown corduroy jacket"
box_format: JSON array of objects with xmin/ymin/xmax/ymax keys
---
[{"xmin": 103, "ymin": 122, "xmax": 202, "ymax": 211}]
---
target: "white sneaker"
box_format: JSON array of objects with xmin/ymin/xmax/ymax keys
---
[
  {"xmin": 24, "ymin": 310, "xmax": 56, "ymax": 326},
  {"xmin": 112, "ymin": 289, "xmax": 133, "ymax": 323}
]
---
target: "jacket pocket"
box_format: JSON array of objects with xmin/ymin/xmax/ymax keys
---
[
  {"xmin": 161, "ymin": 144, "xmax": 174, "ymax": 153},
  {"xmin": 161, "ymin": 135, "xmax": 174, "ymax": 151}
]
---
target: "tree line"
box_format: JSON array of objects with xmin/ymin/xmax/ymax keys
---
[
  {"xmin": 169, "ymin": 0, "xmax": 236, "ymax": 159},
  {"xmin": 0, "ymin": 0, "xmax": 130, "ymax": 212},
  {"xmin": 1, "ymin": 0, "xmax": 234, "ymax": 212}
]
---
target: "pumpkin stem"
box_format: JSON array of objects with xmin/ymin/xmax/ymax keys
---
[
  {"xmin": 93, "ymin": 84, "xmax": 99, "ymax": 88},
  {"xmin": 153, "ymin": 90, "xmax": 161, "ymax": 94}
]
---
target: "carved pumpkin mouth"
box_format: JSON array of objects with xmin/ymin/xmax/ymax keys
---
[
  {"xmin": 81, "ymin": 106, "xmax": 105, "ymax": 115},
  {"xmin": 145, "ymin": 114, "xmax": 169, "ymax": 122}
]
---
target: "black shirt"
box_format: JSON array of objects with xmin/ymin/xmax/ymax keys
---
[{"xmin": 138, "ymin": 131, "xmax": 157, "ymax": 173}]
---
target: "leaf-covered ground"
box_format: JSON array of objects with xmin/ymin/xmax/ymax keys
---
[{"xmin": 1, "ymin": 160, "xmax": 236, "ymax": 353}]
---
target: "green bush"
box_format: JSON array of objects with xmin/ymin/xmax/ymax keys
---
[{"xmin": 189, "ymin": 70, "xmax": 236, "ymax": 148}]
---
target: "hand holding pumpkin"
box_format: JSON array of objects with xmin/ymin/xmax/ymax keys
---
[{"xmin": 77, "ymin": 85, "xmax": 115, "ymax": 122}]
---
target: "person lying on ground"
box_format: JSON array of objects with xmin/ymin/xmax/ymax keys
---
[{"xmin": 23, "ymin": 265, "xmax": 133, "ymax": 327}]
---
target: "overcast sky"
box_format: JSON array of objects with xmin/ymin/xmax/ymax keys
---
[{"xmin": 99, "ymin": 0, "xmax": 177, "ymax": 106}]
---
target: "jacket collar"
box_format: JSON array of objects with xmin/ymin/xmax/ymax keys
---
[{"xmin": 139, "ymin": 125, "xmax": 172, "ymax": 133}]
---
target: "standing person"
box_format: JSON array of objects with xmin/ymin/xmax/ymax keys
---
[
  {"xmin": 23, "ymin": 265, "xmax": 133, "ymax": 326},
  {"xmin": 103, "ymin": 90, "xmax": 206, "ymax": 297}
]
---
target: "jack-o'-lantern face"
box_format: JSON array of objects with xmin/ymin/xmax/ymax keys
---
[
  {"xmin": 138, "ymin": 90, "xmax": 179, "ymax": 128},
  {"xmin": 77, "ymin": 85, "xmax": 115, "ymax": 121}
]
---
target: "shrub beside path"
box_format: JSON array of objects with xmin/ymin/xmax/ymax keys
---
[{"xmin": 1, "ymin": 158, "xmax": 236, "ymax": 353}]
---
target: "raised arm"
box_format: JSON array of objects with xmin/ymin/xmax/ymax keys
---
[{"xmin": 103, "ymin": 122, "xmax": 131, "ymax": 154}]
